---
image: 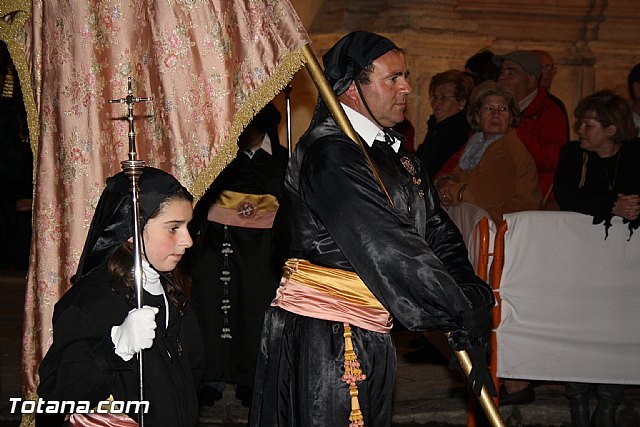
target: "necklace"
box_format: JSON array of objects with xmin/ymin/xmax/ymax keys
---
[{"xmin": 603, "ymin": 148, "xmax": 621, "ymax": 191}]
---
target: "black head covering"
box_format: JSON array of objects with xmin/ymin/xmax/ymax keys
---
[
  {"xmin": 322, "ymin": 31, "xmax": 399, "ymax": 96},
  {"xmin": 309, "ymin": 31, "xmax": 400, "ymax": 131},
  {"xmin": 74, "ymin": 167, "xmax": 189, "ymax": 281},
  {"xmin": 316, "ymin": 31, "xmax": 405, "ymax": 143}
]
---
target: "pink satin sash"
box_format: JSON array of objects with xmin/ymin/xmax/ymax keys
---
[
  {"xmin": 207, "ymin": 190, "xmax": 278, "ymax": 229},
  {"xmin": 67, "ymin": 413, "xmax": 138, "ymax": 427},
  {"xmin": 271, "ymin": 259, "xmax": 393, "ymax": 333}
]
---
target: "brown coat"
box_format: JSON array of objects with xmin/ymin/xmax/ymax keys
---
[{"xmin": 448, "ymin": 128, "xmax": 542, "ymax": 223}]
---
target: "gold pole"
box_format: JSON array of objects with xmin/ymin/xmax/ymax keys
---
[
  {"xmin": 301, "ymin": 44, "xmax": 394, "ymax": 208},
  {"xmin": 449, "ymin": 334, "xmax": 505, "ymax": 427},
  {"xmin": 301, "ymin": 42, "xmax": 505, "ymax": 427}
]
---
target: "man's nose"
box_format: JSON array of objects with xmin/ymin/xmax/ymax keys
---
[{"xmin": 400, "ymin": 78, "xmax": 412, "ymax": 95}]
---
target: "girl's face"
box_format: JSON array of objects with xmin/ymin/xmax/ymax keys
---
[{"xmin": 143, "ymin": 199, "xmax": 193, "ymax": 272}]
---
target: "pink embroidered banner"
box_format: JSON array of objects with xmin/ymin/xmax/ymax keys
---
[{"xmin": 4, "ymin": 0, "xmax": 309, "ymax": 404}]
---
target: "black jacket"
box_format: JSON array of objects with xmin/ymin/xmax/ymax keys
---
[
  {"xmin": 416, "ymin": 110, "xmax": 470, "ymax": 179},
  {"xmin": 554, "ymin": 139, "xmax": 640, "ymax": 236},
  {"xmin": 273, "ymin": 114, "xmax": 493, "ymax": 333},
  {"xmin": 37, "ymin": 268, "xmax": 204, "ymax": 426}
]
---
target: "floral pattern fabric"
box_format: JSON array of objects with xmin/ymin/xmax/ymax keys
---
[{"xmin": 5, "ymin": 0, "xmax": 309, "ymax": 402}]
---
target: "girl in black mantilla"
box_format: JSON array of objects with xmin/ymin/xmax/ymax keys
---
[
  {"xmin": 37, "ymin": 167, "xmax": 204, "ymax": 427},
  {"xmin": 554, "ymin": 90, "xmax": 639, "ymax": 427},
  {"xmin": 554, "ymin": 89, "xmax": 640, "ymax": 239}
]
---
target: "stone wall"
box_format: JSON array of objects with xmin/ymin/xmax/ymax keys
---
[{"xmin": 275, "ymin": 0, "xmax": 640, "ymax": 149}]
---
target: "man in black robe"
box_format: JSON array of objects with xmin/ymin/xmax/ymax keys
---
[
  {"xmin": 250, "ymin": 31, "xmax": 495, "ymax": 427},
  {"xmin": 190, "ymin": 103, "xmax": 288, "ymax": 408}
]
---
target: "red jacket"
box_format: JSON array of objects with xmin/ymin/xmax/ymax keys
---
[{"xmin": 516, "ymin": 87, "xmax": 568, "ymax": 199}]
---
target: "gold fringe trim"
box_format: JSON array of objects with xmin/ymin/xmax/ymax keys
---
[
  {"xmin": 342, "ymin": 323, "xmax": 366, "ymax": 427},
  {"xmin": 190, "ymin": 43, "xmax": 309, "ymax": 203},
  {"xmin": 0, "ymin": 0, "xmax": 40, "ymax": 189}
]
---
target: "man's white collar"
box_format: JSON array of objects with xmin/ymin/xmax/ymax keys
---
[
  {"xmin": 341, "ymin": 103, "xmax": 401, "ymax": 152},
  {"xmin": 519, "ymin": 88, "xmax": 538, "ymax": 112},
  {"xmin": 244, "ymin": 133, "xmax": 272, "ymax": 158}
]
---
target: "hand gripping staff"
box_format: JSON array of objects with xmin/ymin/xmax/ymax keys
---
[
  {"xmin": 108, "ymin": 77, "xmax": 153, "ymax": 427},
  {"xmin": 300, "ymin": 45, "xmax": 505, "ymax": 427}
]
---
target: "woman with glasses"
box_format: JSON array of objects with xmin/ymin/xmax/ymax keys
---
[
  {"xmin": 416, "ymin": 70, "xmax": 475, "ymax": 179},
  {"xmin": 435, "ymin": 81, "xmax": 541, "ymax": 224}
]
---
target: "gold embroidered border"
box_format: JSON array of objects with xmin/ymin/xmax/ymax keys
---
[
  {"xmin": 0, "ymin": 0, "xmax": 39, "ymax": 184},
  {"xmin": 190, "ymin": 43, "xmax": 309, "ymax": 203}
]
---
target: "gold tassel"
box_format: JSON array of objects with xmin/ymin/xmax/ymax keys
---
[{"xmin": 342, "ymin": 323, "xmax": 366, "ymax": 427}]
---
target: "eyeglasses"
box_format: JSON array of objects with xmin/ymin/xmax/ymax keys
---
[
  {"xmin": 482, "ymin": 105, "xmax": 509, "ymax": 115},
  {"xmin": 429, "ymin": 94, "xmax": 457, "ymax": 103}
]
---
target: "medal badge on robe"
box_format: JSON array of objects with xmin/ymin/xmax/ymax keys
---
[
  {"xmin": 400, "ymin": 156, "xmax": 424, "ymax": 198},
  {"xmin": 237, "ymin": 199, "xmax": 257, "ymax": 219}
]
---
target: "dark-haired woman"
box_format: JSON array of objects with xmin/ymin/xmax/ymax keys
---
[
  {"xmin": 416, "ymin": 70, "xmax": 475, "ymax": 179},
  {"xmin": 555, "ymin": 89, "xmax": 640, "ymax": 238},
  {"xmin": 37, "ymin": 167, "xmax": 204, "ymax": 426}
]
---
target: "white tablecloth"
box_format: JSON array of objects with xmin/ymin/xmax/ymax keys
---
[
  {"xmin": 496, "ymin": 211, "xmax": 640, "ymax": 384},
  {"xmin": 445, "ymin": 202, "xmax": 495, "ymax": 270}
]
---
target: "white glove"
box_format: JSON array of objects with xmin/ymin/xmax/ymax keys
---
[{"xmin": 111, "ymin": 306, "xmax": 159, "ymax": 361}]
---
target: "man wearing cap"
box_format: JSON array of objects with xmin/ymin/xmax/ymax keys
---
[
  {"xmin": 250, "ymin": 31, "xmax": 495, "ymax": 426},
  {"xmin": 496, "ymin": 50, "xmax": 568, "ymax": 202}
]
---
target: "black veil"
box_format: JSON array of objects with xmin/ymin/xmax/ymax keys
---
[{"xmin": 74, "ymin": 167, "xmax": 188, "ymax": 282}]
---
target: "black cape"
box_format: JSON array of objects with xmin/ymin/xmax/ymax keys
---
[
  {"xmin": 37, "ymin": 268, "xmax": 204, "ymax": 426},
  {"xmin": 190, "ymin": 145, "xmax": 288, "ymax": 387},
  {"xmin": 250, "ymin": 114, "xmax": 493, "ymax": 426}
]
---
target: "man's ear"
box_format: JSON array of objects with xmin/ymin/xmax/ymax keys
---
[
  {"xmin": 605, "ymin": 124, "xmax": 618, "ymax": 137},
  {"xmin": 127, "ymin": 236, "xmax": 133, "ymax": 243},
  {"xmin": 342, "ymin": 81, "xmax": 359, "ymax": 102}
]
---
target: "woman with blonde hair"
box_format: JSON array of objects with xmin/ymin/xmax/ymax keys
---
[{"xmin": 436, "ymin": 81, "xmax": 541, "ymax": 224}]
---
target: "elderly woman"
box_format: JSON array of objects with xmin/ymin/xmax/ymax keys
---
[
  {"xmin": 554, "ymin": 90, "xmax": 639, "ymax": 427},
  {"xmin": 416, "ymin": 70, "xmax": 475, "ymax": 179},
  {"xmin": 435, "ymin": 81, "xmax": 542, "ymax": 224}
]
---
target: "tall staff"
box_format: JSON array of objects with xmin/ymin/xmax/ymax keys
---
[
  {"xmin": 284, "ymin": 84, "xmax": 293, "ymax": 157},
  {"xmin": 300, "ymin": 44, "xmax": 505, "ymax": 427},
  {"xmin": 108, "ymin": 77, "xmax": 153, "ymax": 426}
]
